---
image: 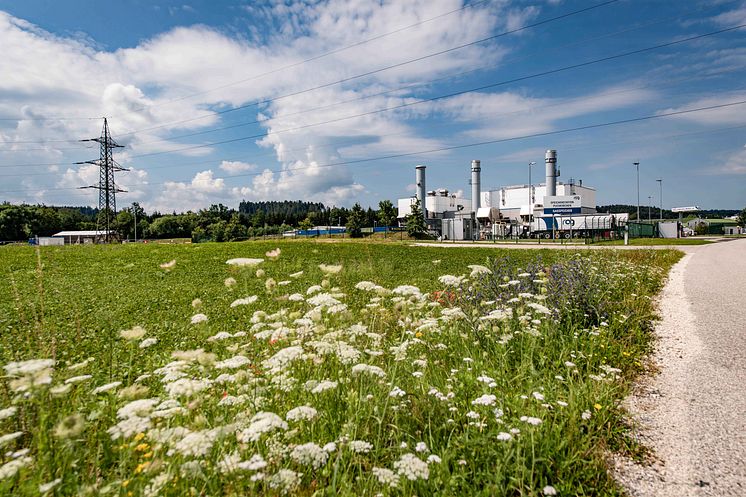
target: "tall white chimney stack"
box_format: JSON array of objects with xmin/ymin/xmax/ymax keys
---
[
  {"xmin": 545, "ymin": 149, "xmax": 558, "ymax": 197},
  {"xmin": 415, "ymin": 165, "xmax": 426, "ymax": 219},
  {"xmin": 471, "ymin": 159, "xmax": 481, "ymax": 214}
]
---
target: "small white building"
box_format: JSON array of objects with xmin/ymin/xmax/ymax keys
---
[{"xmin": 52, "ymin": 230, "xmax": 112, "ymax": 244}]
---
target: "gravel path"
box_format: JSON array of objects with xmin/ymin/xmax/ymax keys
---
[{"xmin": 613, "ymin": 238, "xmax": 746, "ymax": 496}]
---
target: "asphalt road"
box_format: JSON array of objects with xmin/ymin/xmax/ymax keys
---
[{"xmin": 615, "ymin": 238, "xmax": 746, "ymax": 496}]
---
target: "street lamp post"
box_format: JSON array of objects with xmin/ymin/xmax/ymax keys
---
[
  {"xmin": 656, "ymin": 178, "xmax": 663, "ymax": 222},
  {"xmin": 633, "ymin": 162, "xmax": 640, "ymax": 222},
  {"xmin": 528, "ymin": 161, "xmax": 536, "ymax": 234},
  {"xmin": 647, "ymin": 195, "xmax": 652, "ymax": 221}
]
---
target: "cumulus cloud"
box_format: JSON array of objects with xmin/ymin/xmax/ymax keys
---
[
  {"xmin": 3, "ymin": 1, "xmax": 720, "ymax": 210},
  {"xmin": 219, "ymin": 161, "xmax": 257, "ymax": 174}
]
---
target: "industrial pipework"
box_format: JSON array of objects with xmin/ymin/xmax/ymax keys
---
[
  {"xmin": 471, "ymin": 159, "xmax": 481, "ymax": 214},
  {"xmin": 545, "ymin": 150, "xmax": 558, "ymax": 197}
]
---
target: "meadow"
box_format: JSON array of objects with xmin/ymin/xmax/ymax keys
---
[{"xmin": 0, "ymin": 241, "xmax": 681, "ymax": 496}]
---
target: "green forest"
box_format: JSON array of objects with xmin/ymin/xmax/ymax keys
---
[{"xmin": 0, "ymin": 200, "xmax": 400, "ymax": 243}]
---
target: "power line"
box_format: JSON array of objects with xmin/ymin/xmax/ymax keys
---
[
  {"xmin": 3, "ymin": 0, "xmax": 720, "ymax": 149},
  {"xmin": 0, "ymin": 1, "xmax": 689, "ymax": 150},
  {"xmin": 122, "ymin": 23, "xmax": 746, "ymax": 160},
  {"xmin": 2, "ymin": 73, "xmax": 744, "ymax": 173},
  {"xmin": 113, "ymin": 0, "xmax": 621, "ymax": 138},
  {"xmin": 1, "ymin": 99, "xmax": 744, "ymax": 194},
  {"xmin": 118, "ymin": 4, "xmax": 729, "ymax": 149},
  {"xmin": 109, "ymin": 0, "xmax": 493, "ymax": 117},
  {"xmin": 0, "ymin": 2, "xmax": 491, "ymax": 123}
]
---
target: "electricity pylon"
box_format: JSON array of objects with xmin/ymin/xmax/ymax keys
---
[{"xmin": 78, "ymin": 118, "xmax": 128, "ymax": 243}]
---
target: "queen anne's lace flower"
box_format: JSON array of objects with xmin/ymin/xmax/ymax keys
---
[
  {"xmin": 393, "ymin": 453, "xmax": 429, "ymax": 481},
  {"xmin": 290, "ymin": 442, "xmax": 328, "ymax": 469},
  {"xmin": 286, "ymin": 405, "xmax": 318, "ymax": 422}
]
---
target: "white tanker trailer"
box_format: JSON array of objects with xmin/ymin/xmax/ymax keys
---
[{"xmin": 528, "ymin": 213, "xmax": 628, "ymax": 239}]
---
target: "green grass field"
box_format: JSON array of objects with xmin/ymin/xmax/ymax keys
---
[{"xmin": 0, "ymin": 241, "xmax": 681, "ymax": 496}]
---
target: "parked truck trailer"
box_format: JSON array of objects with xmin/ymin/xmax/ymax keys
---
[{"xmin": 528, "ymin": 214, "xmax": 626, "ymax": 239}]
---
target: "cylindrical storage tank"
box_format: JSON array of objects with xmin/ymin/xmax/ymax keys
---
[
  {"xmin": 471, "ymin": 159, "xmax": 481, "ymax": 213},
  {"xmin": 415, "ymin": 165, "xmax": 426, "ymax": 219},
  {"xmin": 545, "ymin": 150, "xmax": 557, "ymax": 197}
]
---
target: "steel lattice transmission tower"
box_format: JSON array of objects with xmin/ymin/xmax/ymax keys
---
[{"xmin": 78, "ymin": 118, "xmax": 128, "ymax": 242}]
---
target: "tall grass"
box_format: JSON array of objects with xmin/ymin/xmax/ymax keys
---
[{"xmin": 0, "ymin": 242, "xmax": 680, "ymax": 496}]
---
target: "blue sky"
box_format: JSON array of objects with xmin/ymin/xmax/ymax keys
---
[{"xmin": 0, "ymin": 0, "xmax": 744, "ymax": 212}]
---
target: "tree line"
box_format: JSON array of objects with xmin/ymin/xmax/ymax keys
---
[
  {"xmin": 595, "ymin": 204, "xmax": 740, "ymax": 221},
  {"xmin": 0, "ymin": 200, "xmax": 401, "ymax": 242}
]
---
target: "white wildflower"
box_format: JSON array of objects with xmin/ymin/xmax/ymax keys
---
[
  {"xmin": 215, "ymin": 355, "xmax": 250, "ymax": 369},
  {"xmin": 497, "ymin": 432, "xmax": 513, "ymax": 441},
  {"xmin": 164, "ymin": 378, "xmax": 211, "ymax": 397},
  {"xmin": 543, "ymin": 485, "xmax": 558, "ymax": 495},
  {"xmin": 306, "ymin": 285, "xmax": 322, "ymax": 295},
  {"xmin": 4, "ymin": 359, "xmax": 54, "ymax": 377},
  {"xmin": 64, "ymin": 375, "xmax": 92, "ymax": 385},
  {"xmin": 92, "ymin": 381, "xmax": 122, "ymax": 394},
  {"xmin": 159, "ymin": 260, "xmax": 176, "ymax": 270},
  {"xmin": 288, "ymin": 293, "xmax": 304, "ymax": 302},
  {"xmin": 349, "ymin": 440, "xmax": 373, "ymax": 454},
  {"xmin": 310, "ymin": 380, "xmax": 338, "ymax": 394},
  {"xmin": 394, "ymin": 453, "xmax": 429, "ymax": 481},
  {"xmin": 372, "ymin": 467, "xmax": 399, "ymax": 488},
  {"xmin": 581, "ymin": 410, "xmax": 592, "ymax": 420},
  {"xmin": 39, "ymin": 478, "xmax": 62, "ymax": 493},
  {"xmin": 319, "ymin": 264, "xmax": 343, "ymax": 274},
  {"xmin": 472, "ymin": 394, "xmax": 497, "ymax": 407},
  {"xmin": 237, "ymin": 412, "xmax": 288, "ymax": 442},
  {"xmin": 0, "ymin": 407, "xmax": 18, "ymax": 421},
  {"xmin": 244, "ymin": 454, "xmax": 267, "ymax": 470},
  {"xmin": 172, "ymin": 430, "xmax": 214, "ymax": 457},
  {"xmin": 266, "ymin": 248, "xmax": 281, "ymax": 259},
  {"xmin": 438, "ymin": 274, "xmax": 464, "ymax": 287},
  {"xmin": 230, "ymin": 295, "xmax": 258, "ymax": 308},
  {"xmin": 0, "ymin": 456, "xmax": 33, "ymax": 480},
  {"xmin": 268, "ymin": 469, "xmax": 301, "ymax": 494},
  {"xmin": 290, "ymin": 271, "xmax": 304, "ymax": 278},
  {"xmin": 226, "ymin": 258, "xmax": 264, "ymax": 266},
  {"xmin": 520, "ymin": 416, "xmax": 543, "ymax": 426},
  {"xmin": 322, "ymin": 442, "xmax": 337, "ymax": 453},
  {"xmin": 389, "ymin": 386, "xmax": 406, "ymax": 398},
  {"xmin": 427, "ymin": 454, "xmax": 442, "ymax": 464},
  {"xmin": 415, "ymin": 442, "xmax": 429, "ymax": 453},
  {"xmin": 139, "ymin": 337, "xmax": 158, "ymax": 349},
  {"xmin": 107, "ymin": 416, "xmax": 151, "ymax": 440},
  {"xmin": 120, "ymin": 326, "xmax": 146, "ymax": 340},
  {"xmin": 291, "ymin": 442, "xmax": 328, "ymax": 469},
  {"xmin": 286, "ymin": 405, "xmax": 318, "ymax": 422},
  {"xmin": 0, "ymin": 432, "xmax": 23, "ymax": 446},
  {"xmin": 191, "ymin": 298, "xmax": 202, "ymax": 308},
  {"xmin": 190, "ymin": 313, "xmax": 208, "ymax": 324},
  {"xmin": 351, "ymin": 364, "xmax": 386, "ymax": 378},
  {"xmin": 533, "ymin": 392, "xmax": 545, "ymax": 401},
  {"xmin": 468, "ymin": 264, "xmax": 492, "ymax": 277},
  {"xmin": 224, "ymin": 277, "xmax": 237, "ymax": 287}
]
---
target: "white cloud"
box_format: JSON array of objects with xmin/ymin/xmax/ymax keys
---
[
  {"xmin": 657, "ymin": 91, "xmax": 746, "ymax": 126},
  {"xmin": 434, "ymin": 85, "xmax": 656, "ymax": 140},
  {"xmin": 219, "ymin": 160, "xmax": 257, "ymax": 174},
  {"xmin": 705, "ymin": 144, "xmax": 746, "ymax": 175}
]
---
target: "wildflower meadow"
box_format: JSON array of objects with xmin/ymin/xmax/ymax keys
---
[{"xmin": 0, "ymin": 241, "xmax": 681, "ymax": 496}]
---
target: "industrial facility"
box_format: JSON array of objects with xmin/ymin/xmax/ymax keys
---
[{"xmin": 397, "ymin": 150, "xmax": 627, "ymax": 240}]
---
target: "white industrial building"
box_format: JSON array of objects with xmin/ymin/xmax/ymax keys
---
[
  {"xmin": 481, "ymin": 181, "xmax": 597, "ymax": 222},
  {"xmin": 395, "ymin": 150, "xmax": 619, "ymax": 240}
]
